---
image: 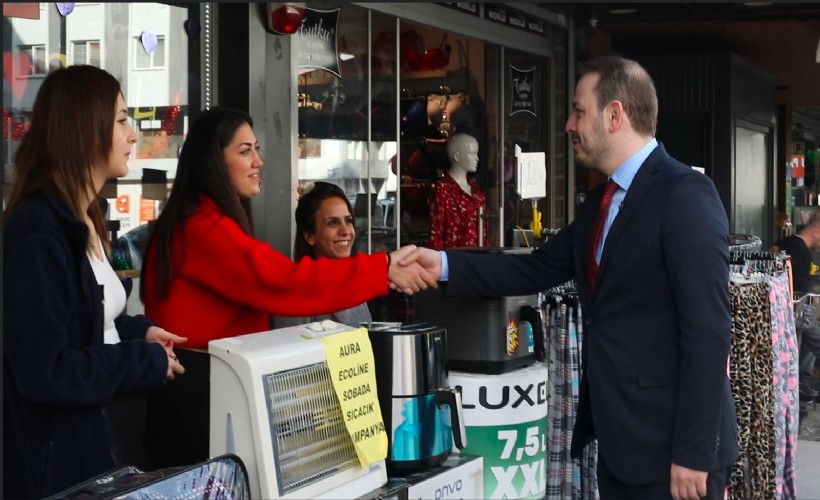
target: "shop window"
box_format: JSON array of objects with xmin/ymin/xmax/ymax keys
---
[
  {"xmin": 295, "ymin": 5, "xmax": 391, "ymax": 251},
  {"xmin": 134, "ymin": 35, "xmax": 165, "ymax": 69},
  {"xmin": 18, "ymin": 44, "xmax": 47, "ymax": 77},
  {"xmin": 4, "ymin": 2, "xmax": 193, "ymax": 242},
  {"xmin": 72, "ymin": 40, "xmax": 101, "ymax": 67}
]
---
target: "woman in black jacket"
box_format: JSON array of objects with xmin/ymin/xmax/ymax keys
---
[{"xmin": 3, "ymin": 65, "xmax": 186, "ymax": 499}]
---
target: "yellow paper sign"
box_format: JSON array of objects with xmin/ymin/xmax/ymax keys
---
[{"xmin": 320, "ymin": 327, "xmax": 387, "ymax": 466}]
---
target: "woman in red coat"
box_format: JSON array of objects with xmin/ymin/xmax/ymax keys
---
[{"xmin": 141, "ymin": 106, "xmax": 434, "ymax": 469}]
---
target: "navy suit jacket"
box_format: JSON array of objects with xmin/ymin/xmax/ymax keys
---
[{"xmin": 445, "ymin": 143, "xmax": 738, "ymax": 483}]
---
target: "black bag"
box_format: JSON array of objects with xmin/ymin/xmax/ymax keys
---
[{"xmin": 45, "ymin": 454, "xmax": 250, "ymax": 500}]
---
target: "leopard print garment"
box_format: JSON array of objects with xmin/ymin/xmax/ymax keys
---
[{"xmin": 728, "ymin": 281, "xmax": 776, "ymax": 500}]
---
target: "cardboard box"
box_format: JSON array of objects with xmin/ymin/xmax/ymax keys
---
[{"xmin": 401, "ymin": 454, "xmax": 484, "ymax": 500}]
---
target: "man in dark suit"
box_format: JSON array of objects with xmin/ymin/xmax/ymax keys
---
[{"xmin": 401, "ymin": 55, "xmax": 738, "ymax": 500}]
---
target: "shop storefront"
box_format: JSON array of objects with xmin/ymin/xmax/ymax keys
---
[
  {"xmin": 242, "ymin": 3, "xmax": 570, "ymax": 263},
  {"xmin": 6, "ymin": 4, "xmax": 817, "ymax": 500},
  {"xmin": 3, "ymin": 2, "xmax": 570, "ymax": 285}
]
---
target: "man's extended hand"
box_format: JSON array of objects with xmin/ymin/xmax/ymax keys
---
[{"xmin": 398, "ymin": 246, "xmax": 442, "ymax": 281}]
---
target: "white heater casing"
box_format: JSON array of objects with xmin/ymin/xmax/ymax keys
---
[{"xmin": 209, "ymin": 321, "xmax": 387, "ymax": 499}]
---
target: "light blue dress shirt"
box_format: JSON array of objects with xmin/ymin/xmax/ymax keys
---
[{"xmin": 595, "ymin": 138, "xmax": 658, "ymax": 263}]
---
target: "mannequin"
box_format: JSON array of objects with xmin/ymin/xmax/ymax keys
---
[{"xmin": 429, "ymin": 133, "xmax": 488, "ymax": 250}]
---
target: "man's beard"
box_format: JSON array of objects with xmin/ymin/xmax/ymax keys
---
[{"xmin": 575, "ymin": 119, "xmax": 609, "ymax": 171}]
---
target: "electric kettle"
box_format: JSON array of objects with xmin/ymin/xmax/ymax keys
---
[{"xmin": 364, "ymin": 322, "xmax": 466, "ymax": 471}]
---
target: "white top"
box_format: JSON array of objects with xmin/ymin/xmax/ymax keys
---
[{"xmin": 87, "ymin": 238, "xmax": 126, "ymax": 344}]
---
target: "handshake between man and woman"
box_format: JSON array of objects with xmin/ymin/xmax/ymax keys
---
[{"xmin": 386, "ymin": 246, "xmax": 443, "ymax": 295}]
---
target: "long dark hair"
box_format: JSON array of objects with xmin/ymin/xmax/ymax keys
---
[
  {"xmin": 4, "ymin": 65, "xmax": 121, "ymax": 251},
  {"xmin": 142, "ymin": 106, "xmax": 255, "ymax": 301},
  {"xmin": 293, "ymin": 181, "xmax": 355, "ymax": 260}
]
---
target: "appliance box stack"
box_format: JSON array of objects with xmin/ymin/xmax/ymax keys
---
[
  {"xmin": 358, "ymin": 454, "xmax": 484, "ymax": 499},
  {"xmin": 413, "ymin": 247, "xmax": 544, "ymax": 374},
  {"xmin": 414, "ymin": 247, "xmax": 551, "ymax": 499}
]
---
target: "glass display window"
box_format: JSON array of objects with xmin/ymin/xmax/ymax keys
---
[
  {"xmin": 3, "ymin": 2, "xmax": 193, "ymax": 246},
  {"xmin": 294, "ymin": 6, "xmax": 554, "ymax": 252},
  {"xmin": 296, "ymin": 5, "xmax": 398, "ymax": 255},
  {"xmin": 397, "ymin": 21, "xmax": 489, "ymax": 249}
]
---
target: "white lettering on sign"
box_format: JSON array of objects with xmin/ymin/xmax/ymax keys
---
[
  {"xmin": 528, "ymin": 21, "xmax": 544, "ymax": 33},
  {"xmin": 298, "ymin": 17, "xmax": 333, "ymax": 41},
  {"xmin": 456, "ymin": 3, "xmax": 476, "ymax": 13},
  {"xmin": 489, "ymin": 458, "xmax": 547, "ymax": 499},
  {"xmin": 488, "ymin": 10, "xmax": 506, "ymax": 22},
  {"xmin": 509, "ymin": 16, "xmax": 526, "ymax": 28}
]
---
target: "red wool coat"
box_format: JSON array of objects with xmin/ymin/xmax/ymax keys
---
[{"xmin": 143, "ymin": 195, "xmax": 388, "ymax": 349}]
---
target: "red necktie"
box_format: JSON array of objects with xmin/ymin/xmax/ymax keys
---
[{"xmin": 587, "ymin": 179, "xmax": 618, "ymax": 292}]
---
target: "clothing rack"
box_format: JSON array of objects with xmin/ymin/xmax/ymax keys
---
[
  {"xmin": 540, "ymin": 284, "xmax": 598, "ymax": 499},
  {"xmin": 729, "ymin": 234, "xmax": 763, "ymax": 252},
  {"xmin": 547, "ymin": 279, "xmax": 578, "ymax": 296},
  {"xmin": 727, "ymin": 260, "xmax": 798, "ymax": 499},
  {"xmin": 729, "ymin": 250, "xmax": 786, "ymax": 263},
  {"xmin": 729, "ymin": 250, "xmax": 788, "ymax": 276}
]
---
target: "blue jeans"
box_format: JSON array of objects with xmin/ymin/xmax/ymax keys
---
[{"xmin": 799, "ymin": 325, "xmax": 820, "ymax": 377}]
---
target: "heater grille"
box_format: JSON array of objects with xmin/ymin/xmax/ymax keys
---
[{"xmin": 264, "ymin": 362, "xmax": 359, "ymax": 495}]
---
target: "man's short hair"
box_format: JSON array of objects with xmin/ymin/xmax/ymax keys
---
[{"xmin": 806, "ymin": 211, "xmax": 820, "ymax": 229}]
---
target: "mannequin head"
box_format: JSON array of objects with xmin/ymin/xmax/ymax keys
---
[{"xmin": 447, "ymin": 133, "xmax": 479, "ymax": 174}]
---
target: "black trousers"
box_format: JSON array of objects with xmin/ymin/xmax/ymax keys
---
[
  {"xmin": 597, "ymin": 453, "xmax": 731, "ymax": 500},
  {"xmin": 799, "ymin": 325, "xmax": 820, "ymax": 377},
  {"xmin": 144, "ymin": 348, "xmax": 211, "ymax": 469},
  {"xmin": 105, "ymin": 392, "xmax": 152, "ymax": 470}
]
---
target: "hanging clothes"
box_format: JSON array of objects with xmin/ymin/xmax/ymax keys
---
[
  {"xmin": 727, "ymin": 251, "xmax": 799, "ymax": 500},
  {"xmin": 428, "ymin": 172, "xmax": 487, "ymax": 250},
  {"xmin": 542, "ymin": 284, "xmax": 599, "ymax": 500},
  {"xmin": 769, "ymin": 271, "xmax": 799, "ymax": 499},
  {"xmin": 728, "ymin": 278, "xmax": 775, "ymax": 500}
]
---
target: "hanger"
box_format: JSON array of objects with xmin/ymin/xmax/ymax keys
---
[{"xmin": 728, "ymin": 234, "xmax": 762, "ymax": 252}]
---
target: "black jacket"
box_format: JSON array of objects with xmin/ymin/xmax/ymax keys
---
[{"xmin": 4, "ymin": 193, "xmax": 168, "ymax": 498}]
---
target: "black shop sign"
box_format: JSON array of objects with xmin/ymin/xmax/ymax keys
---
[
  {"xmin": 510, "ymin": 65, "xmax": 537, "ymax": 117},
  {"xmin": 296, "ymin": 7, "xmax": 341, "ymax": 77}
]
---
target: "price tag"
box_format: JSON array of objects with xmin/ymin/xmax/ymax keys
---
[{"xmin": 517, "ymin": 152, "xmax": 546, "ymax": 200}]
